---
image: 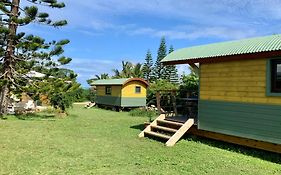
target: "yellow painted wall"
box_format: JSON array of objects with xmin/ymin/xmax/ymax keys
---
[
  {"xmin": 96, "ymin": 85, "xmax": 122, "ymax": 97},
  {"xmin": 200, "ymin": 58, "xmax": 281, "ymax": 105},
  {"xmin": 39, "ymin": 94, "xmax": 49, "ymax": 106},
  {"xmin": 121, "ymin": 81, "xmax": 147, "ymax": 97},
  {"xmin": 21, "ymin": 93, "xmax": 32, "ymax": 102}
]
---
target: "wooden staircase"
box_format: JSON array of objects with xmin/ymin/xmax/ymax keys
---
[{"xmin": 139, "ymin": 114, "xmax": 195, "ymax": 146}]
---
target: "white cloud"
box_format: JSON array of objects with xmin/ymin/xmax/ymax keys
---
[
  {"xmin": 21, "ymin": 0, "xmax": 281, "ymax": 40},
  {"xmin": 65, "ymin": 0, "xmax": 281, "ymax": 23},
  {"xmin": 65, "ymin": 57, "xmax": 141, "ymax": 86},
  {"xmin": 64, "ymin": 58, "xmax": 116, "ymax": 86},
  {"xmin": 66, "ymin": 58, "xmax": 115, "ymax": 75},
  {"xmin": 129, "ymin": 26, "xmax": 257, "ymax": 40},
  {"xmin": 19, "ymin": 0, "xmax": 281, "ymax": 87},
  {"xmin": 53, "ymin": 0, "xmax": 281, "ymax": 40}
]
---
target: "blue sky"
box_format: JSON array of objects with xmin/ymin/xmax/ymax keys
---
[{"xmin": 22, "ymin": 0, "xmax": 281, "ymax": 87}]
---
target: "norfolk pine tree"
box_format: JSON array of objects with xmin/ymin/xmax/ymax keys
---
[
  {"xmin": 166, "ymin": 46, "xmax": 179, "ymax": 83},
  {"xmin": 143, "ymin": 49, "xmax": 153, "ymax": 82},
  {"xmin": 0, "ymin": 0, "xmax": 78, "ymax": 114},
  {"xmin": 153, "ymin": 37, "xmax": 167, "ymax": 80}
]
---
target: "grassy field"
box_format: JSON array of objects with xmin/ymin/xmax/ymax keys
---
[{"xmin": 0, "ymin": 105, "xmax": 280, "ymax": 174}]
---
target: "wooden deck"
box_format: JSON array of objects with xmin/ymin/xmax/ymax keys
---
[
  {"xmin": 165, "ymin": 115, "xmax": 190, "ymax": 123},
  {"xmin": 187, "ymin": 126, "xmax": 281, "ymax": 154}
]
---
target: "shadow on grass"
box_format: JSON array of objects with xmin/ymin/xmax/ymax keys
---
[
  {"xmin": 131, "ymin": 123, "xmax": 281, "ymax": 164},
  {"xmin": 130, "ymin": 124, "xmax": 146, "ymax": 131},
  {"xmin": 68, "ymin": 114, "xmax": 79, "ymax": 118},
  {"xmin": 183, "ymin": 135, "xmax": 281, "ymax": 164},
  {"xmin": 15, "ymin": 113, "xmax": 56, "ymax": 121}
]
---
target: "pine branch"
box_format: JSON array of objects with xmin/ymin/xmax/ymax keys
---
[
  {"xmin": 11, "ymin": 54, "xmax": 24, "ymax": 61},
  {"xmin": 0, "ymin": 71, "xmax": 8, "ymax": 79},
  {"xmin": 26, "ymin": 0, "xmax": 65, "ymax": 8}
]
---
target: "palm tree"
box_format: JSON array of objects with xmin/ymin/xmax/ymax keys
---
[
  {"xmin": 87, "ymin": 73, "xmax": 109, "ymax": 85},
  {"xmin": 112, "ymin": 61, "xmax": 143, "ymax": 78},
  {"xmin": 112, "ymin": 69, "xmax": 121, "ymax": 78},
  {"xmin": 121, "ymin": 61, "xmax": 133, "ymax": 78},
  {"xmin": 95, "ymin": 73, "xmax": 109, "ymax": 80},
  {"xmin": 132, "ymin": 63, "xmax": 143, "ymax": 78}
]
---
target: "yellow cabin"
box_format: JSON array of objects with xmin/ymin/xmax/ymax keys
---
[
  {"xmin": 158, "ymin": 34, "xmax": 281, "ymax": 152},
  {"xmin": 92, "ymin": 78, "xmax": 148, "ymax": 109}
]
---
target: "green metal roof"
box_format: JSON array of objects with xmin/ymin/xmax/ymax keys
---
[
  {"xmin": 91, "ymin": 78, "xmax": 129, "ymax": 86},
  {"xmin": 161, "ymin": 34, "xmax": 281, "ymax": 63}
]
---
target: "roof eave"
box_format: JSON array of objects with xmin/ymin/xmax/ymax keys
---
[
  {"xmin": 91, "ymin": 84, "xmax": 123, "ymax": 86},
  {"xmin": 91, "ymin": 78, "xmax": 149, "ymax": 86},
  {"xmin": 162, "ymin": 50, "xmax": 281, "ymax": 65},
  {"xmin": 123, "ymin": 78, "xmax": 149, "ymax": 86}
]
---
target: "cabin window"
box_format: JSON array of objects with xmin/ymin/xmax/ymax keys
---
[
  {"xmin": 270, "ymin": 59, "xmax": 281, "ymax": 93},
  {"xmin": 135, "ymin": 86, "xmax": 141, "ymax": 93},
  {"xmin": 105, "ymin": 86, "xmax": 112, "ymax": 95}
]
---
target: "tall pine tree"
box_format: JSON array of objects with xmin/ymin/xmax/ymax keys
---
[
  {"xmin": 0, "ymin": 0, "xmax": 78, "ymax": 114},
  {"xmin": 142, "ymin": 49, "xmax": 153, "ymax": 82},
  {"xmin": 153, "ymin": 37, "xmax": 167, "ymax": 80},
  {"xmin": 166, "ymin": 46, "xmax": 179, "ymax": 84}
]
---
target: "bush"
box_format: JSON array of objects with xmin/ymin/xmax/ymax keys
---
[
  {"xmin": 129, "ymin": 108, "xmax": 158, "ymax": 122},
  {"xmin": 87, "ymin": 89, "xmax": 96, "ymax": 102},
  {"xmin": 40, "ymin": 107, "xmax": 61, "ymax": 114},
  {"xmin": 149, "ymin": 79, "xmax": 178, "ymax": 93},
  {"xmin": 73, "ymin": 88, "xmax": 96, "ymax": 102},
  {"xmin": 179, "ymin": 72, "xmax": 199, "ymax": 97}
]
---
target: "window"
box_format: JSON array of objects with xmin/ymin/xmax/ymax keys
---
[
  {"xmin": 270, "ymin": 59, "xmax": 281, "ymax": 93},
  {"xmin": 135, "ymin": 86, "xmax": 141, "ymax": 93},
  {"xmin": 105, "ymin": 86, "xmax": 112, "ymax": 95}
]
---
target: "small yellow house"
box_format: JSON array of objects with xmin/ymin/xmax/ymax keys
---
[
  {"xmin": 157, "ymin": 34, "xmax": 281, "ymax": 152},
  {"xmin": 91, "ymin": 78, "xmax": 148, "ymax": 109}
]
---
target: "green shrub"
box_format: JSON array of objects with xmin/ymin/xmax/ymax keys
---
[
  {"xmin": 129, "ymin": 108, "xmax": 144, "ymax": 117},
  {"xmin": 40, "ymin": 107, "xmax": 61, "ymax": 114},
  {"xmin": 15, "ymin": 112, "xmax": 56, "ymax": 120},
  {"xmin": 129, "ymin": 108, "xmax": 158, "ymax": 122},
  {"xmin": 179, "ymin": 72, "xmax": 199, "ymax": 97}
]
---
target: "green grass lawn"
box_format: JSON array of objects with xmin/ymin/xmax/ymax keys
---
[{"xmin": 0, "ymin": 105, "xmax": 280, "ymax": 174}]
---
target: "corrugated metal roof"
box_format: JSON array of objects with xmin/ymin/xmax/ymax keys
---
[
  {"xmin": 91, "ymin": 78, "xmax": 129, "ymax": 86},
  {"xmin": 92, "ymin": 78, "xmax": 149, "ymax": 86},
  {"xmin": 161, "ymin": 34, "xmax": 281, "ymax": 63}
]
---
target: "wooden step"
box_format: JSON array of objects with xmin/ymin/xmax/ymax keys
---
[
  {"xmin": 144, "ymin": 131, "xmax": 171, "ymax": 140},
  {"xmin": 151, "ymin": 125, "xmax": 178, "ymax": 133},
  {"xmin": 166, "ymin": 118, "xmax": 195, "ymax": 147},
  {"xmin": 157, "ymin": 119, "xmax": 184, "ymax": 127},
  {"xmin": 139, "ymin": 114, "xmax": 166, "ymax": 138}
]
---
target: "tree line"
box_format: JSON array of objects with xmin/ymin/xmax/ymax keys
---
[
  {"xmin": 88, "ymin": 37, "xmax": 179, "ymax": 85},
  {"xmin": 85, "ymin": 37, "xmax": 199, "ymax": 106}
]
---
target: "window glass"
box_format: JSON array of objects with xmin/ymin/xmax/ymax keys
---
[
  {"xmin": 277, "ymin": 64, "xmax": 281, "ymax": 89},
  {"xmin": 271, "ymin": 60, "xmax": 281, "ymax": 93},
  {"xmin": 105, "ymin": 86, "xmax": 112, "ymax": 95},
  {"xmin": 135, "ymin": 86, "xmax": 141, "ymax": 93}
]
